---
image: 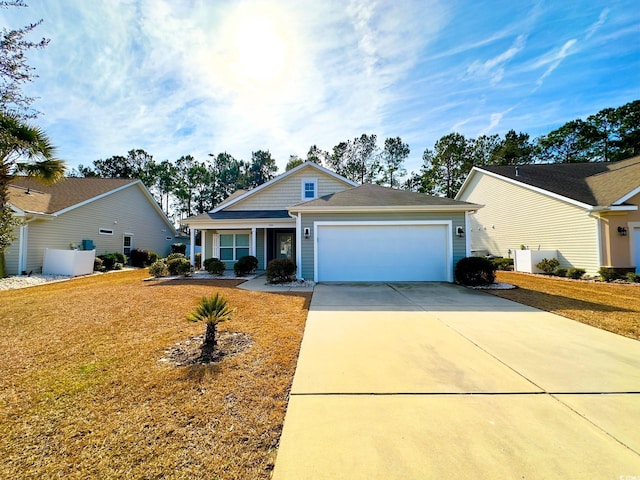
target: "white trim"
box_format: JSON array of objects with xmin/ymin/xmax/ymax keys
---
[
  {"xmin": 614, "ymin": 185, "xmax": 640, "ymax": 205},
  {"xmin": 183, "ymin": 219, "xmax": 295, "ymax": 229},
  {"xmin": 458, "ymin": 167, "xmax": 594, "ymax": 210},
  {"xmin": 301, "ymin": 177, "xmax": 318, "ymax": 200},
  {"xmin": 313, "ymin": 220, "xmax": 453, "ymax": 283},
  {"xmin": 209, "ymin": 162, "xmax": 358, "ymax": 214},
  {"xmin": 251, "ymin": 227, "xmax": 256, "ymax": 256},
  {"xmin": 629, "ymin": 222, "xmax": 640, "ymax": 271},
  {"xmin": 294, "ymin": 213, "xmax": 302, "ymax": 280},
  {"xmin": 289, "ymin": 205, "xmax": 481, "ymax": 214},
  {"xmin": 18, "ymin": 224, "xmax": 27, "ymax": 274},
  {"xmin": 594, "ymin": 215, "xmax": 603, "ymax": 269},
  {"xmin": 464, "ymin": 211, "xmax": 471, "ymax": 257},
  {"xmin": 263, "ymin": 228, "xmax": 268, "ymax": 269},
  {"xmin": 189, "ymin": 228, "xmax": 195, "ymax": 266}
]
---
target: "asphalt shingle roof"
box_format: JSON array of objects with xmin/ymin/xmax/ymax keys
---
[
  {"xmin": 478, "ymin": 156, "xmax": 640, "ymax": 206},
  {"xmin": 8, "ymin": 177, "xmax": 138, "ymax": 214},
  {"xmin": 292, "ymin": 183, "xmax": 478, "ymax": 208}
]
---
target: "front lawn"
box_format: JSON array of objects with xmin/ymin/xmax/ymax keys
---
[
  {"xmin": 489, "ymin": 271, "xmax": 640, "ymax": 341},
  {"xmin": 0, "ymin": 270, "xmax": 311, "ymax": 479}
]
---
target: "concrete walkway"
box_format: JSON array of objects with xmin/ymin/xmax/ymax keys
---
[{"xmin": 272, "ymin": 282, "xmax": 640, "ymax": 479}]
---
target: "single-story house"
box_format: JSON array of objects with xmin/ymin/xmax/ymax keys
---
[
  {"xmin": 182, "ymin": 162, "xmax": 482, "ymax": 282},
  {"xmin": 456, "ymin": 156, "xmax": 640, "ymax": 274},
  {"xmin": 6, "ymin": 177, "xmax": 180, "ymax": 275}
]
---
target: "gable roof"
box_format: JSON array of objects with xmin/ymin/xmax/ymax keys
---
[
  {"xmin": 458, "ymin": 156, "xmax": 640, "ymax": 208},
  {"xmin": 289, "ymin": 183, "xmax": 482, "ymax": 212},
  {"xmin": 211, "ymin": 162, "xmax": 358, "ymax": 213},
  {"xmin": 8, "ymin": 176, "xmax": 178, "ymax": 234},
  {"xmin": 9, "ymin": 177, "xmax": 139, "ymax": 214}
]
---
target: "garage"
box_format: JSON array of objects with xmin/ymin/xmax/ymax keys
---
[{"xmin": 315, "ymin": 221, "xmax": 452, "ymax": 282}]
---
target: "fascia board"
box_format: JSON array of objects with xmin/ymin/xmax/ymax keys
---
[
  {"xmin": 455, "ymin": 167, "xmax": 480, "ymax": 200},
  {"xmin": 209, "ymin": 163, "xmax": 358, "ymax": 214},
  {"xmin": 613, "ymin": 185, "xmax": 640, "ymax": 205},
  {"xmin": 288, "ymin": 204, "xmax": 482, "ymax": 214}
]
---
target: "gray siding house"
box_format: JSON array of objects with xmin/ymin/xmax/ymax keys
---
[
  {"xmin": 182, "ymin": 162, "xmax": 481, "ymax": 282},
  {"xmin": 6, "ymin": 177, "xmax": 179, "ymax": 275}
]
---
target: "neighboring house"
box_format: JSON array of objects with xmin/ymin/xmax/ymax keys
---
[
  {"xmin": 456, "ymin": 156, "xmax": 640, "ymax": 275},
  {"xmin": 182, "ymin": 162, "xmax": 481, "ymax": 282},
  {"xmin": 6, "ymin": 177, "xmax": 180, "ymax": 275}
]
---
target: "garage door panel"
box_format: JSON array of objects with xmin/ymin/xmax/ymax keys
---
[{"xmin": 317, "ymin": 224, "xmax": 449, "ymax": 282}]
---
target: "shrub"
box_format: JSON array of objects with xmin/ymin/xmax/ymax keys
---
[
  {"xmin": 234, "ymin": 255, "xmax": 259, "ymax": 276},
  {"xmin": 454, "ymin": 257, "xmax": 496, "ymax": 286},
  {"xmin": 130, "ymin": 248, "xmax": 151, "ymax": 268},
  {"xmin": 148, "ymin": 260, "xmax": 169, "ymax": 277},
  {"xmin": 491, "ymin": 257, "xmax": 514, "ymax": 271},
  {"xmin": 554, "ymin": 267, "xmax": 567, "ymax": 278},
  {"xmin": 98, "ymin": 253, "xmax": 118, "ymax": 270},
  {"xmin": 203, "ymin": 257, "xmax": 226, "ymax": 275},
  {"xmin": 598, "ymin": 267, "xmax": 622, "ymax": 282},
  {"xmin": 567, "ymin": 268, "xmax": 586, "ymax": 280},
  {"xmin": 148, "ymin": 251, "xmax": 160, "ymax": 264},
  {"xmin": 167, "ymin": 257, "xmax": 192, "ymax": 276},
  {"xmin": 266, "ymin": 258, "xmax": 296, "ymax": 284},
  {"xmin": 626, "ymin": 272, "xmax": 640, "ymax": 283},
  {"xmin": 167, "ymin": 252, "xmax": 185, "ymax": 262},
  {"xmin": 114, "ymin": 252, "xmax": 126, "ymax": 265},
  {"xmin": 93, "ymin": 257, "xmax": 104, "ymax": 272},
  {"xmin": 194, "ymin": 252, "xmax": 202, "ymax": 269},
  {"xmin": 171, "ymin": 243, "xmax": 187, "ymax": 255},
  {"xmin": 536, "ymin": 258, "xmax": 559, "ymax": 275},
  {"xmin": 113, "ymin": 262, "xmax": 123, "ymax": 270}
]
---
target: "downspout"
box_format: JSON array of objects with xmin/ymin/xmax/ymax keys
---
[
  {"xmin": 18, "ymin": 223, "xmax": 27, "ymax": 275},
  {"xmin": 289, "ymin": 211, "xmax": 303, "ymax": 280}
]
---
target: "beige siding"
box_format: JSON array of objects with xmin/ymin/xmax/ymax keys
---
[
  {"xmin": 459, "ymin": 173, "xmax": 600, "ymax": 274},
  {"xmin": 599, "ymin": 192, "xmax": 640, "ymax": 268},
  {"xmin": 6, "ymin": 185, "xmax": 176, "ymax": 274},
  {"xmin": 4, "ymin": 224, "xmax": 22, "ymax": 274},
  {"xmin": 227, "ymin": 169, "xmax": 351, "ymax": 211}
]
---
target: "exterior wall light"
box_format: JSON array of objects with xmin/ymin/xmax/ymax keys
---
[
  {"xmin": 618, "ymin": 226, "xmax": 628, "ymax": 236},
  {"xmin": 304, "ymin": 227, "xmax": 311, "ymax": 239},
  {"xmin": 456, "ymin": 226, "xmax": 464, "ymax": 237}
]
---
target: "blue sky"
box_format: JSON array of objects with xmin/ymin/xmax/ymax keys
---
[{"xmin": 2, "ymin": 0, "xmax": 639, "ymax": 175}]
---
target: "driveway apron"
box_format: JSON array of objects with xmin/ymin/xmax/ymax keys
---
[{"xmin": 272, "ymin": 282, "xmax": 640, "ymax": 479}]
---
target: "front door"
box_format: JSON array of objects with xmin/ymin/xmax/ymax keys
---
[{"xmin": 276, "ymin": 232, "xmax": 293, "ymax": 260}]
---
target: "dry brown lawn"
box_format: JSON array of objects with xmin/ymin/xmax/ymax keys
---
[
  {"xmin": 489, "ymin": 271, "xmax": 640, "ymax": 341},
  {"xmin": 0, "ymin": 270, "xmax": 311, "ymax": 479}
]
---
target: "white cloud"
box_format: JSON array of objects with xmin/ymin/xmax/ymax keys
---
[
  {"xmin": 535, "ymin": 39, "xmax": 577, "ymax": 87},
  {"xmin": 466, "ymin": 35, "xmax": 526, "ymax": 84}
]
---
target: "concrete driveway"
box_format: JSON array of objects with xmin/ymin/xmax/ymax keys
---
[{"xmin": 272, "ymin": 282, "xmax": 640, "ymax": 479}]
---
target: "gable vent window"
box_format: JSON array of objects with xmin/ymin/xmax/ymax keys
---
[
  {"xmin": 302, "ymin": 178, "xmax": 318, "ymax": 200},
  {"xmin": 99, "ymin": 228, "xmax": 114, "ymax": 235}
]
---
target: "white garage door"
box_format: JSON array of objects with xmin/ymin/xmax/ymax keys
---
[{"xmin": 316, "ymin": 223, "xmax": 451, "ymax": 282}]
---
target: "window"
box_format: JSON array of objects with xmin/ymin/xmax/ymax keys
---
[
  {"xmin": 123, "ymin": 234, "xmax": 133, "ymax": 255},
  {"xmin": 99, "ymin": 228, "xmax": 113, "ymax": 235},
  {"xmin": 219, "ymin": 233, "xmax": 250, "ymax": 261},
  {"xmin": 302, "ymin": 178, "xmax": 318, "ymax": 200}
]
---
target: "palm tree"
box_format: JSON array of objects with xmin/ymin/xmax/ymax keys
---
[
  {"xmin": 186, "ymin": 293, "xmax": 233, "ymax": 362},
  {"xmin": 0, "ymin": 112, "xmax": 65, "ymax": 277}
]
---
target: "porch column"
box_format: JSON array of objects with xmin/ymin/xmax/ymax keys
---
[
  {"xmin": 295, "ymin": 213, "xmax": 302, "ymax": 280},
  {"xmin": 189, "ymin": 228, "xmax": 195, "ymax": 266},
  {"xmin": 464, "ymin": 211, "xmax": 472, "ymax": 257},
  {"xmin": 18, "ymin": 224, "xmax": 27, "ymax": 275},
  {"xmin": 251, "ymin": 227, "xmax": 256, "ymax": 256}
]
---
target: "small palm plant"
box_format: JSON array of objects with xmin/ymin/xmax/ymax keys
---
[{"xmin": 186, "ymin": 293, "xmax": 233, "ymax": 362}]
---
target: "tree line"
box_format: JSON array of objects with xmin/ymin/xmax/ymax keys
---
[{"xmin": 72, "ymin": 99, "xmax": 639, "ymax": 223}]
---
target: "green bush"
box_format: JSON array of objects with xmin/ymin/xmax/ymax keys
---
[
  {"xmin": 93, "ymin": 257, "xmax": 103, "ymax": 272},
  {"xmin": 554, "ymin": 267, "xmax": 567, "ymax": 277},
  {"xmin": 454, "ymin": 257, "xmax": 496, "ymax": 286},
  {"xmin": 171, "ymin": 243, "xmax": 187, "ymax": 255},
  {"xmin": 98, "ymin": 253, "xmax": 118, "ymax": 270},
  {"xmin": 536, "ymin": 258, "xmax": 559, "ymax": 274},
  {"xmin": 491, "ymin": 257, "xmax": 514, "ymax": 271},
  {"xmin": 203, "ymin": 257, "xmax": 226, "ymax": 275},
  {"xmin": 148, "ymin": 260, "xmax": 169, "ymax": 277},
  {"xmin": 626, "ymin": 272, "xmax": 640, "ymax": 283},
  {"xmin": 167, "ymin": 252, "xmax": 185, "ymax": 262},
  {"xmin": 113, "ymin": 262, "xmax": 123, "ymax": 270},
  {"xmin": 130, "ymin": 248, "xmax": 151, "ymax": 268},
  {"xmin": 167, "ymin": 257, "xmax": 192, "ymax": 276},
  {"xmin": 266, "ymin": 258, "xmax": 296, "ymax": 284},
  {"xmin": 598, "ymin": 267, "xmax": 622, "ymax": 282},
  {"xmin": 148, "ymin": 251, "xmax": 160, "ymax": 264},
  {"xmin": 567, "ymin": 268, "xmax": 586, "ymax": 280},
  {"xmin": 234, "ymin": 255, "xmax": 259, "ymax": 276}
]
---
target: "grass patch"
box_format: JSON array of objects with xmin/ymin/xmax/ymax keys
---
[
  {"xmin": 0, "ymin": 270, "xmax": 310, "ymax": 479},
  {"xmin": 489, "ymin": 271, "xmax": 640, "ymax": 340}
]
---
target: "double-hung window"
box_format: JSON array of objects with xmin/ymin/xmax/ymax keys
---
[
  {"xmin": 302, "ymin": 178, "xmax": 318, "ymax": 200},
  {"xmin": 219, "ymin": 233, "xmax": 250, "ymax": 261}
]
